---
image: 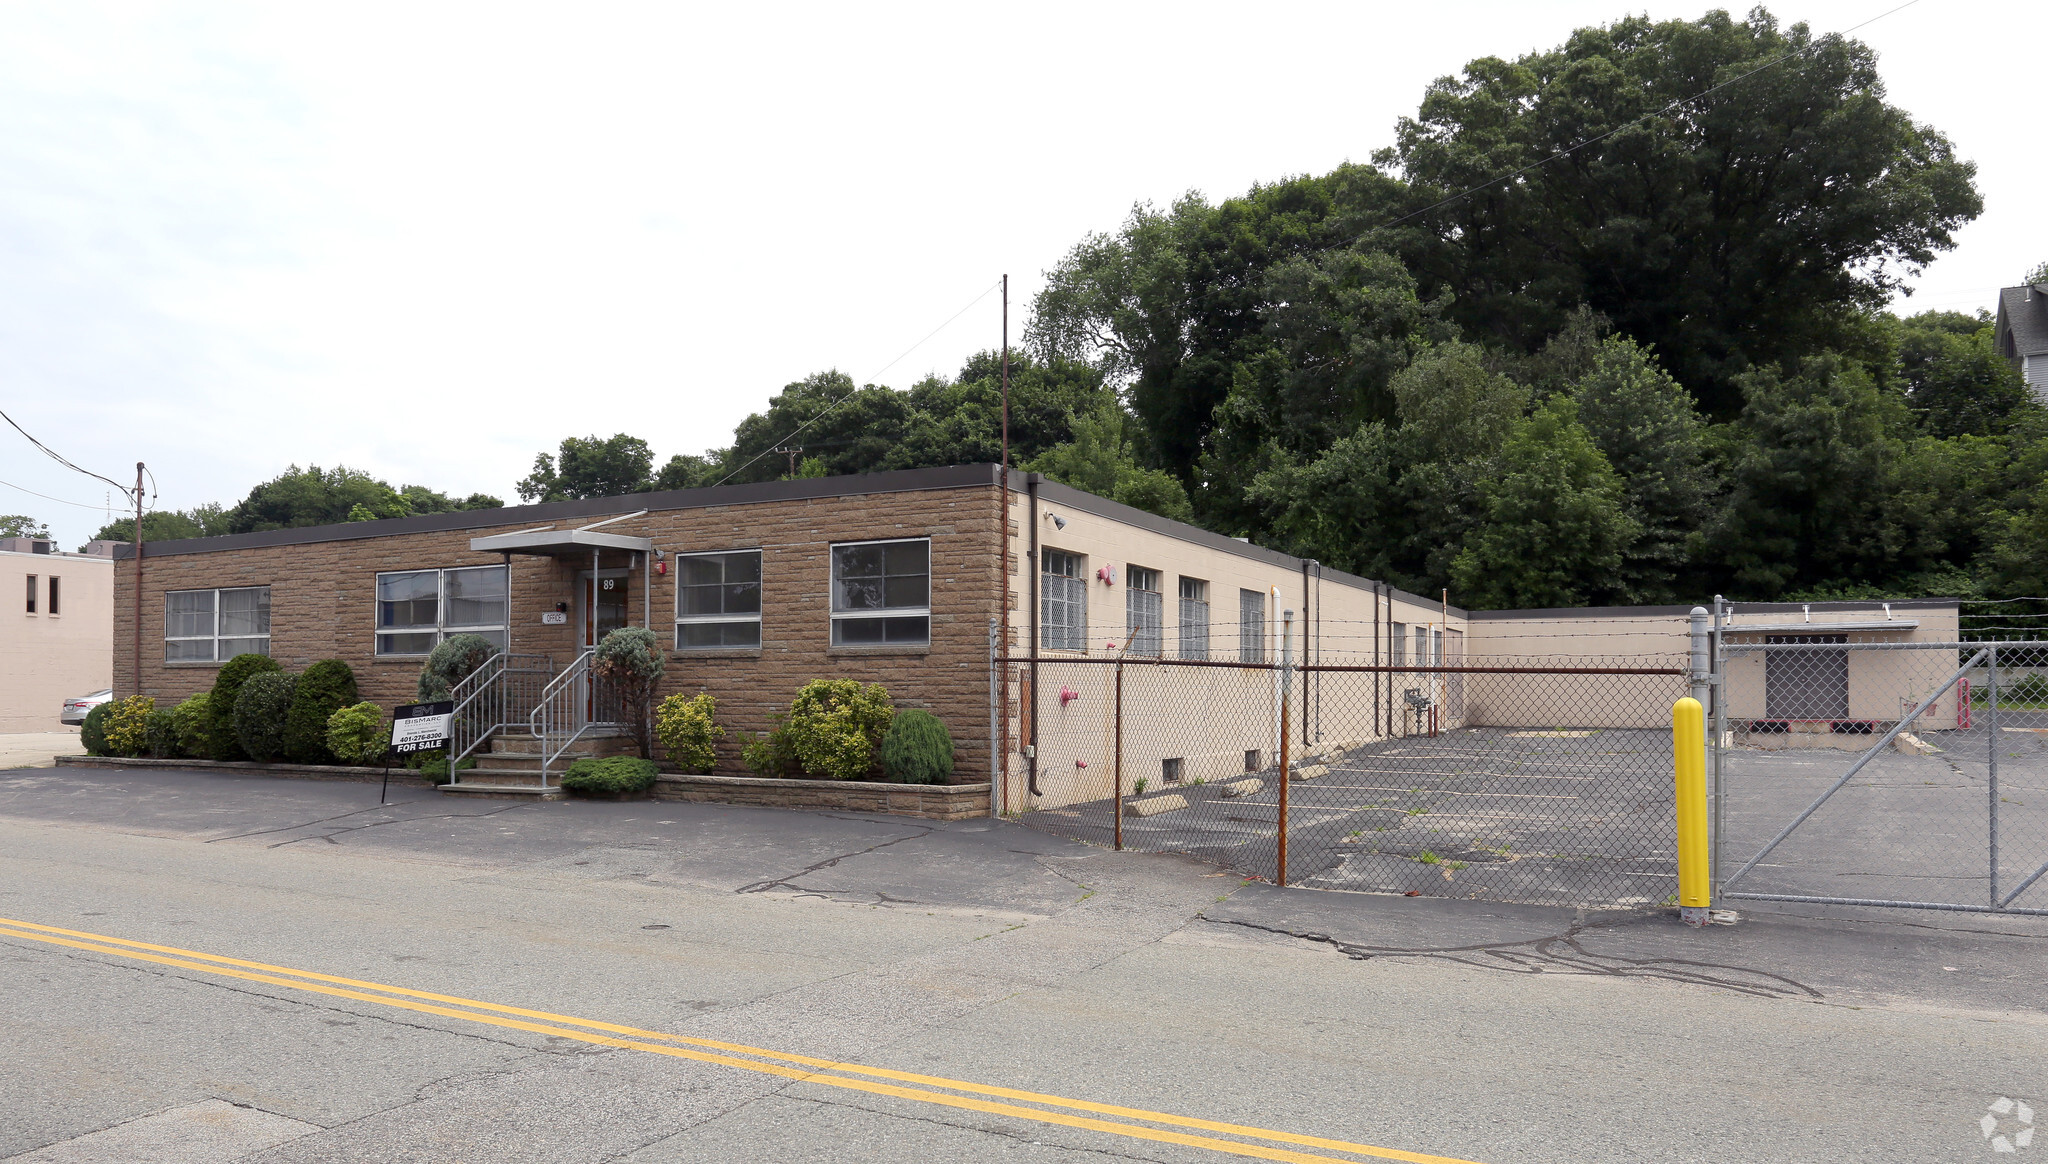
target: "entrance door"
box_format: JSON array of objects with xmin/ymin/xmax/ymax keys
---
[
  {"xmin": 1764, "ymin": 634, "xmax": 1849, "ymax": 719},
  {"xmin": 579, "ymin": 572, "xmax": 631, "ymax": 648}
]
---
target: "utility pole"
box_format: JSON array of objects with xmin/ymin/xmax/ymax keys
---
[
  {"xmin": 132, "ymin": 462, "xmax": 144, "ymax": 699},
  {"xmin": 996, "ymin": 274, "xmax": 1012, "ymax": 814},
  {"xmin": 772, "ymin": 446, "xmax": 802, "ymax": 478}
]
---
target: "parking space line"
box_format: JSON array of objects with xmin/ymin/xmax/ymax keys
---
[{"xmin": 0, "ymin": 915, "xmax": 1487, "ymax": 1164}]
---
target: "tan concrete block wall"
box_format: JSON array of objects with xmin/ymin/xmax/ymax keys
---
[
  {"xmin": 114, "ymin": 486, "xmax": 1005, "ymax": 782},
  {"xmin": 2, "ymin": 551, "xmax": 113, "ymax": 731}
]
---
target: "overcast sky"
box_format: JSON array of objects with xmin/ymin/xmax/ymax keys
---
[{"xmin": 2, "ymin": 0, "xmax": 2042, "ymax": 549}]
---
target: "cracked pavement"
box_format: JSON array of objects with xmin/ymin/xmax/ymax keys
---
[{"xmin": 0, "ymin": 765, "xmax": 2043, "ymax": 1163}]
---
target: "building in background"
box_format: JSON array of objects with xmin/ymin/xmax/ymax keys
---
[
  {"xmin": 2, "ymin": 537, "xmax": 114, "ymax": 731},
  {"xmin": 1995, "ymin": 281, "xmax": 2048, "ymax": 397}
]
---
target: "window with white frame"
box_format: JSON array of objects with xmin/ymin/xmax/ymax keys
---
[
  {"xmin": 165, "ymin": 586, "xmax": 271, "ymax": 662},
  {"xmin": 376, "ymin": 566, "xmax": 507, "ymax": 656},
  {"xmin": 1390, "ymin": 621, "xmax": 1407, "ymax": 668},
  {"xmin": 1041, "ymin": 549, "xmax": 1086, "ymax": 651},
  {"xmin": 1238, "ymin": 588, "xmax": 1266, "ymax": 663},
  {"xmin": 1126, "ymin": 566, "xmax": 1162, "ymax": 655},
  {"xmin": 1415, "ymin": 625, "xmax": 1431, "ymax": 667},
  {"xmin": 675, "ymin": 550, "xmax": 762, "ymax": 649},
  {"xmin": 1177, "ymin": 577, "xmax": 1208, "ymax": 660},
  {"xmin": 830, "ymin": 538, "xmax": 929, "ymax": 645}
]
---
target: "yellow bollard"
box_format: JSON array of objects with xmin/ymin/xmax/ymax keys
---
[{"xmin": 1672, "ymin": 697, "xmax": 1710, "ymax": 926}]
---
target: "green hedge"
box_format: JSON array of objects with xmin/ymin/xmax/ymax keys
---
[
  {"xmin": 79, "ymin": 703, "xmax": 112, "ymax": 757},
  {"xmin": 880, "ymin": 709, "xmax": 953, "ymax": 785},
  {"xmin": 416, "ymin": 634, "xmax": 497, "ymax": 701},
  {"xmin": 171, "ymin": 693, "xmax": 211, "ymax": 758},
  {"xmin": 783, "ymin": 679, "xmax": 894, "ymax": 780},
  {"xmin": 561, "ymin": 756, "xmax": 658, "ymax": 795},
  {"xmin": 207, "ymin": 654, "xmax": 280, "ymax": 760},
  {"xmin": 284, "ymin": 659, "xmax": 358, "ymax": 764},
  {"xmin": 102, "ymin": 696, "xmax": 155, "ymax": 757},
  {"xmin": 144, "ymin": 708, "xmax": 180, "ymax": 759},
  {"xmin": 325, "ymin": 702, "xmax": 388, "ymax": 766},
  {"xmin": 233, "ymin": 671, "xmax": 298, "ymax": 763}
]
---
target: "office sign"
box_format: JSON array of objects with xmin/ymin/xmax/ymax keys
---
[{"xmin": 391, "ymin": 700, "xmax": 454, "ymax": 754}]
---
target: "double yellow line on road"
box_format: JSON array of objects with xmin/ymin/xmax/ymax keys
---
[{"xmin": 0, "ymin": 915, "xmax": 1486, "ymax": 1164}]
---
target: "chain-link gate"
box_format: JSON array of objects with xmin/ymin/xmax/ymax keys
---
[
  {"xmin": 1005, "ymin": 648, "xmax": 1690, "ymax": 908},
  {"xmin": 1713, "ymin": 640, "xmax": 2048, "ymax": 916}
]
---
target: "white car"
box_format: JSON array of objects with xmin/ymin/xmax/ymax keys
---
[{"xmin": 60, "ymin": 689, "xmax": 112, "ymax": 725}]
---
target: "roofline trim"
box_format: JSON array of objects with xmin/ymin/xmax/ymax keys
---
[{"xmin": 1469, "ymin": 599, "xmax": 1960, "ymax": 621}]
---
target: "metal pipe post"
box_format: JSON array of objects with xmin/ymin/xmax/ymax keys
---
[
  {"xmin": 1674, "ymin": 696, "xmax": 1710, "ymax": 926},
  {"xmin": 986, "ymin": 617, "xmax": 1001, "ymax": 817},
  {"xmin": 1277, "ymin": 610, "xmax": 1294, "ymax": 887},
  {"xmin": 1989, "ymin": 643, "xmax": 2001, "ymax": 906},
  {"xmin": 1113, "ymin": 654, "xmax": 1124, "ymax": 851}
]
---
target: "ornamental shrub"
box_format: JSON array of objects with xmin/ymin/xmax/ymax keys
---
[
  {"xmin": 144, "ymin": 708, "xmax": 180, "ymax": 759},
  {"xmin": 207, "ymin": 654, "xmax": 281, "ymax": 760},
  {"xmin": 654, "ymin": 691, "xmax": 723, "ymax": 773},
  {"xmin": 416, "ymin": 633, "xmax": 498, "ymax": 701},
  {"xmin": 103, "ymin": 695, "xmax": 155, "ymax": 757},
  {"xmin": 413, "ymin": 752, "xmax": 474, "ymax": 785},
  {"xmin": 171, "ymin": 693, "xmax": 211, "ymax": 758},
  {"xmin": 233, "ymin": 671, "xmax": 298, "ymax": 763},
  {"xmin": 593, "ymin": 627, "xmax": 667, "ymax": 759},
  {"xmin": 283, "ymin": 659, "xmax": 359, "ymax": 764},
  {"xmin": 79, "ymin": 703, "xmax": 112, "ymax": 757},
  {"xmin": 560, "ymin": 755, "xmax": 658, "ymax": 795},
  {"xmin": 879, "ymin": 708, "xmax": 953, "ymax": 785},
  {"xmin": 741, "ymin": 714, "xmax": 796, "ymax": 778},
  {"xmin": 326, "ymin": 702, "xmax": 388, "ymax": 766},
  {"xmin": 783, "ymin": 679, "xmax": 894, "ymax": 781}
]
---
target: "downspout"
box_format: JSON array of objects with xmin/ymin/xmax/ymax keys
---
[
  {"xmin": 1026, "ymin": 472, "xmax": 1042, "ymax": 798},
  {"xmin": 1373, "ymin": 582, "xmax": 1383, "ymax": 739},
  {"xmin": 1300, "ymin": 559, "xmax": 1312, "ymax": 748}
]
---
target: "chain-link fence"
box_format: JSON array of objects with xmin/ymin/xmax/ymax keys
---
[
  {"xmin": 1007, "ymin": 651, "xmax": 1691, "ymax": 908},
  {"xmin": 1715, "ymin": 640, "xmax": 2048, "ymax": 915}
]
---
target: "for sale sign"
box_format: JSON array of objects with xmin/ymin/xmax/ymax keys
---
[{"xmin": 390, "ymin": 700, "xmax": 454, "ymax": 754}]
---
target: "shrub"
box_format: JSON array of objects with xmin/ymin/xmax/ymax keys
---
[
  {"xmin": 207, "ymin": 654, "xmax": 281, "ymax": 760},
  {"xmin": 233, "ymin": 671, "xmax": 298, "ymax": 763},
  {"xmin": 593, "ymin": 627, "xmax": 667, "ymax": 759},
  {"xmin": 560, "ymin": 755, "xmax": 658, "ymax": 795},
  {"xmin": 171, "ymin": 693, "xmax": 211, "ymax": 758},
  {"xmin": 79, "ymin": 703, "xmax": 112, "ymax": 756},
  {"xmin": 741, "ymin": 714, "xmax": 797, "ymax": 778},
  {"xmin": 783, "ymin": 679, "xmax": 894, "ymax": 780},
  {"xmin": 879, "ymin": 708, "xmax": 953, "ymax": 784},
  {"xmin": 414, "ymin": 752, "xmax": 475, "ymax": 785},
  {"xmin": 326, "ymin": 702, "xmax": 388, "ymax": 766},
  {"xmin": 102, "ymin": 696, "xmax": 155, "ymax": 757},
  {"xmin": 654, "ymin": 691, "xmax": 724, "ymax": 773},
  {"xmin": 283, "ymin": 659, "xmax": 359, "ymax": 764},
  {"xmin": 416, "ymin": 633, "xmax": 498, "ymax": 701},
  {"xmin": 144, "ymin": 708, "xmax": 180, "ymax": 758}
]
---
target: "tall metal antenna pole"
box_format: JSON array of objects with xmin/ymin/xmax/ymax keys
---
[
  {"xmin": 132, "ymin": 462, "xmax": 144, "ymax": 699},
  {"xmin": 1001, "ymin": 274, "xmax": 1010, "ymax": 473}
]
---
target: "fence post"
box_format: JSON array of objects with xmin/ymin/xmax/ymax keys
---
[
  {"xmin": 1673, "ymin": 696, "xmax": 1710, "ymax": 926},
  {"xmin": 1989, "ymin": 643, "xmax": 2000, "ymax": 907},
  {"xmin": 1113, "ymin": 654, "xmax": 1124, "ymax": 852},
  {"xmin": 1277, "ymin": 610, "xmax": 1294, "ymax": 887},
  {"xmin": 987, "ymin": 617, "xmax": 1001, "ymax": 819}
]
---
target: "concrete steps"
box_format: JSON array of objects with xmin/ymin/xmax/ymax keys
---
[{"xmin": 437, "ymin": 728, "xmax": 637, "ymax": 800}]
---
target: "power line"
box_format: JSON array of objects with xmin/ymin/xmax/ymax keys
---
[
  {"xmin": 0, "ymin": 476, "xmax": 108, "ymax": 512},
  {"xmin": 709, "ymin": 279, "xmax": 1004, "ymax": 489},
  {"xmin": 0, "ymin": 408, "xmax": 138, "ymax": 500}
]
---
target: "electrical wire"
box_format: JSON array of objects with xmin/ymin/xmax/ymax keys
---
[
  {"xmin": 0, "ymin": 408, "xmax": 139, "ymax": 500},
  {"xmin": 0, "ymin": 476, "xmax": 109, "ymax": 511}
]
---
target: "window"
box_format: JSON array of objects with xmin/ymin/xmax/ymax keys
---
[
  {"xmin": 23, "ymin": 574, "xmax": 34, "ymax": 614},
  {"xmin": 1390, "ymin": 621, "xmax": 1406, "ymax": 668},
  {"xmin": 47, "ymin": 576, "xmax": 58, "ymax": 616},
  {"xmin": 1041, "ymin": 549, "xmax": 1086, "ymax": 651},
  {"xmin": 376, "ymin": 567, "xmax": 507, "ymax": 656},
  {"xmin": 165, "ymin": 586, "xmax": 271, "ymax": 662},
  {"xmin": 830, "ymin": 538, "xmax": 929, "ymax": 645},
  {"xmin": 675, "ymin": 550, "xmax": 762, "ymax": 649},
  {"xmin": 1126, "ymin": 566, "xmax": 1161, "ymax": 656},
  {"xmin": 1416, "ymin": 625, "xmax": 1431, "ymax": 667},
  {"xmin": 1239, "ymin": 589, "xmax": 1266, "ymax": 663},
  {"xmin": 1178, "ymin": 577, "xmax": 1209, "ymax": 661}
]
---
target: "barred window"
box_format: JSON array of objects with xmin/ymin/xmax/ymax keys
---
[
  {"xmin": 830, "ymin": 538, "xmax": 929, "ymax": 645},
  {"xmin": 1126, "ymin": 566, "xmax": 1162, "ymax": 656},
  {"xmin": 166, "ymin": 586, "xmax": 271, "ymax": 662},
  {"xmin": 1177, "ymin": 577, "xmax": 1209, "ymax": 661},
  {"xmin": 1239, "ymin": 589, "xmax": 1266, "ymax": 663},
  {"xmin": 376, "ymin": 567, "xmax": 507, "ymax": 656},
  {"xmin": 1041, "ymin": 550, "xmax": 1086, "ymax": 651},
  {"xmin": 1390, "ymin": 621, "xmax": 1406, "ymax": 668},
  {"xmin": 675, "ymin": 550, "xmax": 762, "ymax": 649}
]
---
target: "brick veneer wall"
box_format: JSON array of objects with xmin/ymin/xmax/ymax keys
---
[{"xmin": 113, "ymin": 485, "xmax": 1005, "ymax": 783}]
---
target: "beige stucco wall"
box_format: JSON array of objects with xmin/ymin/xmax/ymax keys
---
[
  {"xmin": 1718, "ymin": 605, "xmax": 1962, "ymax": 736},
  {"xmin": 2, "ymin": 550, "xmax": 113, "ymax": 731}
]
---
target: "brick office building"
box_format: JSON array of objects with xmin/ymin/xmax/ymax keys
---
[{"xmin": 111, "ymin": 464, "xmax": 1464, "ymax": 804}]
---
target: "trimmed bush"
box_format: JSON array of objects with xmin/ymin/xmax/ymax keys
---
[
  {"xmin": 593, "ymin": 627, "xmax": 666, "ymax": 759},
  {"xmin": 654, "ymin": 691, "xmax": 724, "ymax": 773},
  {"xmin": 102, "ymin": 696, "xmax": 155, "ymax": 757},
  {"xmin": 560, "ymin": 756, "xmax": 658, "ymax": 796},
  {"xmin": 414, "ymin": 752, "xmax": 474, "ymax": 785},
  {"xmin": 207, "ymin": 654, "xmax": 281, "ymax": 760},
  {"xmin": 79, "ymin": 703, "xmax": 112, "ymax": 757},
  {"xmin": 171, "ymin": 693, "xmax": 211, "ymax": 758},
  {"xmin": 144, "ymin": 708, "xmax": 180, "ymax": 759},
  {"xmin": 783, "ymin": 679, "xmax": 894, "ymax": 780},
  {"xmin": 233, "ymin": 671, "xmax": 298, "ymax": 763},
  {"xmin": 283, "ymin": 659, "xmax": 358, "ymax": 764},
  {"xmin": 416, "ymin": 634, "xmax": 498, "ymax": 701},
  {"xmin": 326, "ymin": 702, "xmax": 388, "ymax": 766},
  {"xmin": 880, "ymin": 709, "xmax": 953, "ymax": 784},
  {"xmin": 741, "ymin": 714, "xmax": 796, "ymax": 778}
]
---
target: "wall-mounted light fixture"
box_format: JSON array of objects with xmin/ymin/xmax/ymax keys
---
[{"xmin": 1044, "ymin": 511, "xmax": 1066, "ymax": 530}]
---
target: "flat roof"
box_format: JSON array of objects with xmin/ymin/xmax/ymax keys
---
[{"xmin": 1469, "ymin": 599, "xmax": 1959, "ymax": 621}]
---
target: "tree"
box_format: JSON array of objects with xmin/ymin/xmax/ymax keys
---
[
  {"xmin": 89, "ymin": 505, "xmax": 227, "ymax": 545},
  {"xmin": 1893, "ymin": 311, "xmax": 2034, "ymax": 438},
  {"xmin": 1027, "ymin": 397, "xmax": 1193, "ymax": 522},
  {"xmin": 1568, "ymin": 337, "xmax": 1718, "ymax": 602},
  {"xmin": 1450, "ymin": 397, "xmax": 1638, "ymax": 609},
  {"xmin": 1383, "ymin": 8, "xmax": 1982, "ymax": 418},
  {"xmin": 0, "ymin": 515, "xmax": 48, "ymax": 538},
  {"xmin": 2025, "ymin": 259, "xmax": 2048, "ymax": 286},
  {"xmin": 516, "ymin": 435, "xmax": 655, "ymax": 502}
]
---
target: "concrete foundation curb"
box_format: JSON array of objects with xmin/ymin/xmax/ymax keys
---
[
  {"xmin": 654, "ymin": 773, "xmax": 990, "ymax": 821},
  {"xmin": 55, "ymin": 755, "xmax": 437, "ymax": 787}
]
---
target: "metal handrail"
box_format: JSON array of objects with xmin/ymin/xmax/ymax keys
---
[
  {"xmin": 527, "ymin": 649, "xmax": 624, "ymax": 786},
  {"xmin": 449, "ymin": 653, "xmax": 554, "ymax": 776}
]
